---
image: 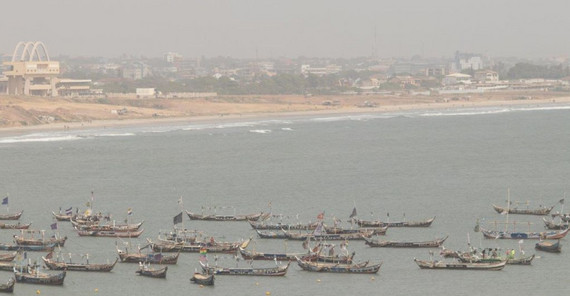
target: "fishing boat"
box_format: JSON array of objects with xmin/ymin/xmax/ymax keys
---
[
  {"xmin": 0, "ymin": 222, "xmax": 31, "ymax": 230},
  {"xmin": 295, "ymin": 257, "xmax": 382, "ymax": 274},
  {"xmin": 507, "ymin": 254, "xmax": 536, "ymax": 265},
  {"xmin": 75, "ymin": 228, "xmax": 144, "ymax": 238},
  {"xmin": 199, "ymin": 261, "xmax": 290, "ymax": 276},
  {"xmin": 0, "ymin": 211, "xmax": 23, "ymax": 221},
  {"xmin": 0, "ymin": 252, "xmax": 17, "ymax": 262},
  {"xmin": 0, "ymin": 278, "xmax": 14, "ymax": 293},
  {"xmin": 186, "ymin": 210, "xmax": 266, "ymax": 222},
  {"xmin": 159, "ymin": 229, "xmax": 201, "ymax": 244},
  {"xmin": 117, "ymin": 245, "xmax": 180, "ymax": 264},
  {"xmin": 51, "ymin": 212, "xmax": 72, "ymax": 221},
  {"xmin": 300, "ymin": 251, "xmax": 355, "ymax": 264},
  {"xmin": 535, "ymin": 240, "xmax": 562, "ymax": 253},
  {"xmin": 457, "ymin": 252, "xmax": 535, "ymax": 265},
  {"xmin": 364, "ymin": 236, "xmax": 448, "ymax": 248},
  {"xmin": 324, "ymin": 226, "xmax": 388, "ymax": 235},
  {"xmin": 150, "ymin": 238, "xmax": 249, "ymax": 253},
  {"xmin": 413, "ymin": 258, "xmax": 506, "ymax": 270},
  {"xmin": 255, "ymin": 230, "xmax": 288, "ymax": 239},
  {"xmin": 542, "ymin": 218, "xmax": 568, "ymax": 230},
  {"xmin": 13, "ymin": 268, "xmax": 66, "ymax": 285},
  {"xmin": 190, "ymin": 272, "xmax": 214, "ymax": 286},
  {"xmin": 70, "ymin": 214, "xmax": 103, "ymax": 226},
  {"xmin": 355, "ymin": 216, "xmax": 436, "ymax": 228},
  {"xmin": 492, "ymin": 204, "xmax": 553, "ymax": 216},
  {"xmin": 239, "ymin": 246, "xmax": 309, "ymax": 261},
  {"xmin": 136, "ymin": 263, "xmax": 167, "ymax": 278},
  {"xmin": 71, "ymin": 220, "xmax": 144, "ymax": 232},
  {"xmin": 0, "ymin": 243, "xmax": 55, "ymax": 252},
  {"xmin": 282, "ymin": 229, "xmax": 373, "ymax": 241},
  {"xmin": 14, "ymin": 230, "xmax": 67, "ymax": 247},
  {"xmin": 42, "ymin": 252, "xmax": 118, "ymax": 272},
  {"xmin": 248, "ymin": 220, "xmax": 318, "ymax": 230},
  {"xmin": 480, "ymin": 228, "xmax": 569, "ymax": 240}
]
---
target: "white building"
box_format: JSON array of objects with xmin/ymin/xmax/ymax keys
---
[
  {"xmin": 164, "ymin": 52, "xmax": 183, "ymax": 64},
  {"xmin": 443, "ymin": 73, "xmax": 472, "ymax": 85},
  {"xmin": 136, "ymin": 88, "xmax": 156, "ymax": 98},
  {"xmin": 474, "ymin": 70, "xmax": 499, "ymax": 82},
  {"xmin": 301, "ymin": 64, "xmax": 342, "ymax": 76}
]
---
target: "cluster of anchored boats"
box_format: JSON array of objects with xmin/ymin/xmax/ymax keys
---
[
  {"xmin": 425, "ymin": 199, "xmax": 567, "ymax": 271},
  {"xmin": 0, "ymin": 194, "xmax": 565, "ymax": 293}
]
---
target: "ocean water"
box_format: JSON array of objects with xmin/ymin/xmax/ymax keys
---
[{"xmin": 0, "ymin": 104, "xmax": 569, "ymax": 295}]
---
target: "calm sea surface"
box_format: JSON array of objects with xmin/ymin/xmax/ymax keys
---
[{"xmin": 1, "ymin": 104, "xmax": 570, "ymax": 295}]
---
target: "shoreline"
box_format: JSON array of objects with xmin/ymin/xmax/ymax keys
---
[{"xmin": 1, "ymin": 96, "xmax": 569, "ymax": 138}]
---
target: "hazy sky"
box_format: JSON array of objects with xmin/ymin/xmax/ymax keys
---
[{"xmin": 1, "ymin": 0, "xmax": 569, "ymax": 59}]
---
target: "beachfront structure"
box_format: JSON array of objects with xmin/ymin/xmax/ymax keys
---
[
  {"xmin": 136, "ymin": 88, "xmax": 156, "ymax": 98},
  {"xmin": 1, "ymin": 42, "xmax": 93, "ymax": 97},
  {"xmin": 443, "ymin": 73, "xmax": 472, "ymax": 85},
  {"xmin": 474, "ymin": 70, "xmax": 499, "ymax": 82},
  {"xmin": 2, "ymin": 41, "xmax": 59, "ymax": 96},
  {"xmin": 56, "ymin": 79, "xmax": 93, "ymax": 96}
]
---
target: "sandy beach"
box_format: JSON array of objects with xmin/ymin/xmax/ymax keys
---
[{"xmin": 1, "ymin": 91, "xmax": 569, "ymax": 137}]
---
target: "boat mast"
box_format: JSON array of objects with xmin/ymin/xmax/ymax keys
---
[
  {"xmin": 505, "ymin": 188, "xmax": 510, "ymax": 233},
  {"xmin": 561, "ymin": 193, "xmax": 566, "ymax": 222}
]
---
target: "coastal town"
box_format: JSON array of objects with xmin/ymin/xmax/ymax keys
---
[{"xmin": 1, "ymin": 41, "xmax": 570, "ymax": 129}]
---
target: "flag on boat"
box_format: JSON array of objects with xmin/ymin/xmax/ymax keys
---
[
  {"xmin": 474, "ymin": 219, "xmax": 480, "ymax": 232},
  {"xmin": 91, "ymin": 191, "xmax": 95, "ymax": 201},
  {"xmin": 65, "ymin": 207, "xmax": 73, "ymax": 215},
  {"xmin": 173, "ymin": 212, "xmax": 183, "ymax": 225},
  {"xmin": 317, "ymin": 212, "xmax": 324, "ymax": 220},
  {"xmin": 127, "ymin": 208, "xmax": 133, "ymax": 216},
  {"xmin": 1, "ymin": 197, "xmax": 7, "ymax": 205},
  {"xmin": 199, "ymin": 248, "xmax": 208, "ymax": 263},
  {"xmin": 560, "ymin": 198, "xmax": 565, "ymax": 204},
  {"xmin": 349, "ymin": 207, "xmax": 357, "ymax": 218},
  {"xmin": 50, "ymin": 222, "xmax": 58, "ymax": 230}
]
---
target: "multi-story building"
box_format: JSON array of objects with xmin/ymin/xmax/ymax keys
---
[
  {"xmin": 3, "ymin": 41, "xmax": 60, "ymax": 96},
  {"xmin": 120, "ymin": 62, "xmax": 152, "ymax": 80},
  {"xmin": 453, "ymin": 52, "xmax": 484, "ymax": 71},
  {"xmin": 164, "ymin": 52, "xmax": 183, "ymax": 64}
]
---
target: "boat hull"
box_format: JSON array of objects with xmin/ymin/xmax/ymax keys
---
[
  {"xmin": 414, "ymin": 259, "xmax": 506, "ymax": 270},
  {"xmin": 190, "ymin": 273, "xmax": 214, "ymax": 285}
]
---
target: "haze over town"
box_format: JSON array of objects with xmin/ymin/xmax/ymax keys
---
[{"xmin": 2, "ymin": 0, "xmax": 570, "ymax": 59}]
